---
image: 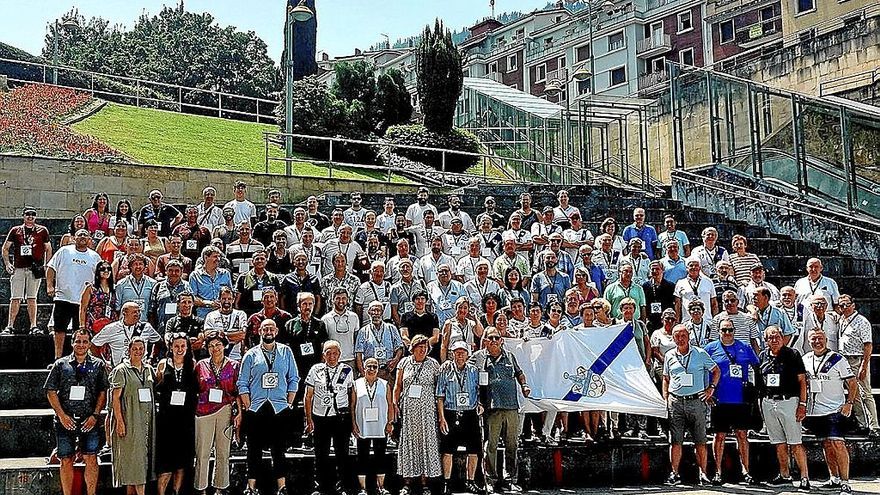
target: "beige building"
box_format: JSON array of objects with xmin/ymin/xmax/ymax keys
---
[{"xmin": 781, "ymin": 0, "xmax": 878, "ymax": 44}]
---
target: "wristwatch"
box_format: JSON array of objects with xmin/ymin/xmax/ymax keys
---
[{"xmin": 798, "ymin": 401, "xmax": 807, "ymax": 407}]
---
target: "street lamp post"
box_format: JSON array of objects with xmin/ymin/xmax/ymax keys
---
[
  {"xmin": 284, "ymin": 0, "xmax": 315, "ymax": 171},
  {"xmin": 51, "ymin": 17, "xmax": 80, "ymax": 85}
]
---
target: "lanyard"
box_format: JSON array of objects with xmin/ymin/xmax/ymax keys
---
[
  {"xmin": 687, "ymin": 277, "xmax": 701, "ymax": 296},
  {"xmin": 454, "ymin": 365, "xmax": 468, "ymax": 392},
  {"xmin": 455, "ymin": 319, "xmax": 473, "ymax": 344},
  {"xmin": 261, "ymin": 347, "xmax": 277, "ymax": 372},
  {"xmin": 690, "ymin": 320, "xmax": 708, "ymax": 342},
  {"xmin": 721, "ymin": 343, "xmax": 738, "ymax": 366},
  {"xmin": 324, "ymin": 364, "xmax": 343, "ymax": 410},
  {"xmin": 130, "ymin": 277, "xmax": 147, "ymax": 300},
  {"xmin": 365, "ymin": 379, "xmax": 379, "ymax": 406},
  {"xmin": 168, "ymin": 358, "xmax": 184, "ymax": 390},
  {"xmin": 370, "ymin": 323, "xmax": 386, "ymax": 344},
  {"xmin": 370, "ymin": 282, "xmax": 387, "ymax": 302},
  {"xmin": 808, "ymin": 276, "xmax": 824, "ymax": 295},
  {"xmin": 219, "ymin": 312, "xmax": 237, "ymax": 333},
  {"xmin": 133, "ymin": 364, "xmax": 148, "ymax": 387},
  {"xmin": 674, "ymin": 349, "xmax": 692, "ymax": 373},
  {"xmin": 810, "ymin": 351, "xmax": 831, "ymax": 376},
  {"xmin": 209, "ymin": 358, "xmax": 226, "ymax": 386}
]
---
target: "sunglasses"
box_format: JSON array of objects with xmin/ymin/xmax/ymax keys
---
[
  {"xmin": 99, "ymin": 267, "xmax": 112, "ymax": 272},
  {"xmin": 688, "ymin": 307, "xmax": 703, "ymax": 313},
  {"xmin": 720, "ymin": 328, "xmax": 735, "ymax": 334},
  {"xmin": 723, "ymin": 299, "xmax": 738, "ymax": 304},
  {"xmin": 487, "ymin": 336, "xmax": 503, "ymax": 341},
  {"xmin": 365, "ymin": 365, "xmax": 379, "ymax": 370}
]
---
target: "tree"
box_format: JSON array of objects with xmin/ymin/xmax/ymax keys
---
[
  {"xmin": 375, "ymin": 69, "xmax": 413, "ymax": 132},
  {"xmin": 416, "ymin": 19, "xmax": 463, "ymax": 133},
  {"xmin": 332, "ymin": 61, "xmax": 377, "ymax": 133}
]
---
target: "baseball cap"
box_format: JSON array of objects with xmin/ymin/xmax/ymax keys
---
[{"xmin": 449, "ymin": 341, "xmax": 470, "ymax": 353}]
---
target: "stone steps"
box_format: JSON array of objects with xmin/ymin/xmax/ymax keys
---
[{"xmin": 0, "ymin": 370, "xmax": 49, "ymax": 409}]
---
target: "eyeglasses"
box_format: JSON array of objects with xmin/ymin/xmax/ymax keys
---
[
  {"xmin": 720, "ymin": 328, "xmax": 735, "ymax": 334},
  {"xmin": 487, "ymin": 336, "xmax": 503, "ymax": 341},
  {"xmin": 723, "ymin": 299, "xmax": 738, "ymax": 304},
  {"xmin": 838, "ymin": 303, "xmax": 852, "ymax": 308},
  {"xmin": 365, "ymin": 365, "xmax": 379, "ymax": 370},
  {"xmin": 24, "ymin": 212, "xmax": 36, "ymax": 217},
  {"xmin": 688, "ymin": 307, "xmax": 703, "ymax": 313},
  {"xmin": 549, "ymin": 308, "xmax": 562, "ymax": 313},
  {"xmin": 98, "ymin": 267, "xmax": 112, "ymax": 272}
]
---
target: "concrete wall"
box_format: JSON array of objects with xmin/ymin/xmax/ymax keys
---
[{"xmin": 0, "ymin": 154, "xmax": 419, "ymax": 218}]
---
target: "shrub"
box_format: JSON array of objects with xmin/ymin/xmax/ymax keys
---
[{"xmin": 384, "ymin": 124, "xmax": 480, "ymax": 173}]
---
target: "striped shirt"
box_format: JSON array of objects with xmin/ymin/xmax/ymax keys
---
[
  {"xmin": 435, "ymin": 361, "xmax": 480, "ymax": 411},
  {"xmin": 710, "ymin": 311, "xmax": 759, "ymax": 347},
  {"xmin": 729, "ymin": 253, "xmax": 760, "ymax": 286}
]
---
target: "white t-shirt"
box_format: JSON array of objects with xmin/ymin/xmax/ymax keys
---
[
  {"xmin": 305, "ymin": 363, "xmax": 354, "ymax": 417},
  {"xmin": 224, "ymin": 199, "xmax": 257, "ymax": 226},
  {"xmin": 47, "ymin": 246, "xmax": 101, "ymax": 303},
  {"xmin": 442, "ymin": 232, "xmax": 471, "ymax": 262},
  {"xmin": 673, "ymin": 275, "xmax": 715, "ymax": 323},
  {"xmin": 803, "ymin": 350, "xmax": 853, "ymax": 417},
  {"xmin": 321, "ymin": 310, "xmax": 360, "ymax": 361},
  {"xmin": 404, "ymin": 203, "xmax": 438, "ymax": 227},
  {"xmin": 204, "ymin": 309, "xmax": 248, "ymax": 360},
  {"xmin": 91, "ymin": 321, "xmax": 160, "ymax": 367},
  {"xmin": 196, "ymin": 203, "xmax": 224, "ymax": 230},
  {"xmin": 562, "ymin": 227, "xmax": 593, "ymax": 262},
  {"xmin": 793, "ymin": 275, "xmax": 840, "ymax": 310}
]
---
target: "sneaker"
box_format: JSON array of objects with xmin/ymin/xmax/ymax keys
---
[
  {"xmin": 665, "ymin": 472, "xmax": 681, "ymax": 486},
  {"xmin": 465, "ymin": 481, "xmax": 483, "ymax": 495},
  {"xmin": 358, "ymin": 490, "xmax": 368, "ymax": 495},
  {"xmin": 0, "ymin": 326, "xmax": 13, "ymax": 335},
  {"xmin": 378, "ymin": 489, "xmax": 391, "ymax": 495},
  {"xmin": 869, "ymin": 429, "xmax": 880, "ymax": 440},
  {"xmin": 839, "ymin": 483, "xmax": 852, "ymax": 495},
  {"xmin": 244, "ymin": 488, "xmax": 261, "ymax": 495},
  {"xmin": 768, "ymin": 475, "xmax": 794, "ymax": 486},
  {"xmin": 29, "ymin": 326, "xmax": 43, "ymax": 335},
  {"xmin": 622, "ymin": 429, "xmax": 635, "ymax": 438},
  {"xmin": 277, "ymin": 487, "xmax": 289, "ymax": 495},
  {"xmin": 698, "ymin": 474, "xmax": 712, "ymax": 486},
  {"xmin": 820, "ymin": 479, "xmax": 842, "ymax": 490},
  {"xmin": 443, "ymin": 482, "xmax": 452, "ymax": 495},
  {"xmin": 544, "ymin": 436, "xmax": 558, "ymax": 447},
  {"xmin": 399, "ymin": 486, "xmax": 410, "ymax": 495},
  {"xmin": 507, "ymin": 483, "xmax": 522, "ymax": 493},
  {"xmin": 799, "ymin": 478, "xmax": 811, "ymax": 491},
  {"xmin": 712, "ymin": 473, "xmax": 723, "ymax": 486},
  {"xmin": 743, "ymin": 473, "xmax": 759, "ymax": 486}
]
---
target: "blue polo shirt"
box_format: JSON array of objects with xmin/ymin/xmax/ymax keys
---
[
  {"xmin": 530, "ymin": 271, "xmax": 571, "ymax": 308},
  {"xmin": 354, "ymin": 322, "xmax": 404, "ymax": 366},
  {"xmin": 622, "ymin": 224, "xmax": 659, "ymax": 259},
  {"xmin": 237, "ymin": 343, "xmax": 299, "ymax": 413},
  {"xmin": 188, "ymin": 268, "xmax": 233, "ymax": 318},
  {"xmin": 704, "ymin": 340, "xmax": 760, "ymax": 404},
  {"xmin": 436, "ymin": 361, "xmax": 480, "ymax": 411},
  {"xmin": 661, "ymin": 257, "xmax": 687, "ymax": 285}
]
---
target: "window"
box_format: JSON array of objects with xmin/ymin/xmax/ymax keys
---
[
  {"xmin": 508, "ymin": 54, "xmax": 518, "ymax": 72},
  {"xmin": 489, "ymin": 62, "xmax": 498, "ymax": 74},
  {"xmin": 796, "ymin": 0, "xmax": 815, "ymax": 14},
  {"xmin": 610, "ymin": 66, "xmax": 627, "ymax": 87},
  {"xmin": 719, "ymin": 20, "xmax": 735, "ymax": 43},
  {"xmin": 608, "ymin": 31, "xmax": 625, "ymax": 51},
  {"xmin": 516, "ymin": 28, "xmax": 525, "ymax": 40},
  {"xmin": 536, "ymin": 64, "xmax": 547, "ymax": 82},
  {"xmin": 651, "ymin": 57, "xmax": 665, "ymax": 73},
  {"xmin": 678, "ymin": 11, "xmax": 693, "ymax": 33},
  {"xmin": 576, "ymin": 44, "xmax": 591, "ymax": 62},
  {"xmin": 555, "ymin": 15, "xmax": 563, "ymax": 23},
  {"xmin": 577, "ymin": 79, "xmax": 592, "ymax": 95},
  {"xmin": 679, "ymin": 48, "xmax": 694, "ymax": 66},
  {"xmin": 646, "ymin": 21, "xmax": 663, "ymax": 38},
  {"xmin": 558, "ymin": 56, "xmax": 567, "ymax": 68},
  {"xmin": 761, "ymin": 7, "xmax": 776, "ymax": 33},
  {"xmin": 544, "ymin": 37, "xmax": 554, "ymax": 47}
]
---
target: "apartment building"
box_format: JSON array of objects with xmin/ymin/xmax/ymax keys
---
[
  {"xmin": 703, "ymin": 0, "xmax": 783, "ymax": 66},
  {"xmin": 780, "ymin": 0, "xmax": 878, "ymax": 45}
]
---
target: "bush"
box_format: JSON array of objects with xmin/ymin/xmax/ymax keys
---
[{"xmin": 384, "ymin": 124, "xmax": 480, "ymax": 173}]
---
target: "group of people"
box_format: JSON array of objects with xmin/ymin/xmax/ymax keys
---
[{"xmin": 2, "ymin": 183, "xmax": 874, "ymax": 495}]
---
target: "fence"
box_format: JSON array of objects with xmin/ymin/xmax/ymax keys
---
[
  {"xmin": 0, "ymin": 57, "xmax": 280, "ymax": 124},
  {"xmin": 262, "ymin": 131, "xmax": 600, "ymax": 188}
]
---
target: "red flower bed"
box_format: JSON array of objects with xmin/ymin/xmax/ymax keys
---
[{"xmin": 0, "ymin": 84, "xmax": 124, "ymax": 161}]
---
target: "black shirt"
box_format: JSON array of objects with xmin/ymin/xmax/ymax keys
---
[
  {"xmin": 163, "ymin": 314, "xmax": 207, "ymax": 359},
  {"xmin": 138, "ymin": 203, "xmax": 182, "ymax": 236},
  {"xmin": 759, "ymin": 346, "xmax": 806, "ymax": 399},
  {"xmin": 258, "ymin": 207, "xmax": 293, "ymax": 225},
  {"xmin": 252, "ymin": 220, "xmax": 288, "ymax": 246},
  {"xmin": 400, "ymin": 310, "xmax": 441, "ymax": 360},
  {"xmin": 642, "ymin": 278, "xmax": 676, "ymax": 330},
  {"xmin": 308, "ymin": 211, "xmax": 331, "ymax": 232},
  {"xmin": 44, "ymin": 354, "xmax": 110, "ymax": 418}
]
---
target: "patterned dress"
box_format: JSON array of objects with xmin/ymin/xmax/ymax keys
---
[
  {"xmin": 85, "ymin": 286, "xmax": 116, "ymax": 332},
  {"xmin": 397, "ymin": 356, "xmax": 441, "ymax": 478}
]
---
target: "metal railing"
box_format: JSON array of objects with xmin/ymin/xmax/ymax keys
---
[
  {"xmin": 636, "ymin": 33, "xmax": 672, "ymax": 55},
  {"xmin": 262, "ymin": 132, "xmax": 594, "ymax": 187},
  {"xmin": 0, "ymin": 57, "xmax": 280, "ymax": 123},
  {"xmin": 638, "ymin": 70, "xmax": 669, "ymax": 91}
]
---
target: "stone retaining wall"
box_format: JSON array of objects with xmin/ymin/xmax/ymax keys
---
[{"xmin": 0, "ymin": 154, "xmax": 419, "ymax": 217}]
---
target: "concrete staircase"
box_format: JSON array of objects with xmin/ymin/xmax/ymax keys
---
[{"xmin": 1, "ymin": 184, "xmax": 879, "ymax": 493}]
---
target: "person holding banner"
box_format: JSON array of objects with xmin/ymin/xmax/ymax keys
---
[
  {"xmin": 471, "ymin": 327, "xmax": 530, "ymax": 493},
  {"xmin": 662, "ymin": 324, "xmax": 720, "ymax": 486},
  {"xmin": 436, "ymin": 340, "xmax": 483, "ymax": 495}
]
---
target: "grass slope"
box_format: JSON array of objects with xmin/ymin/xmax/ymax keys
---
[{"xmin": 72, "ymin": 103, "xmax": 408, "ymax": 182}]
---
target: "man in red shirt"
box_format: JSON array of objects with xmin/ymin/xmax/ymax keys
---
[{"xmin": 2, "ymin": 207, "xmax": 52, "ymax": 334}]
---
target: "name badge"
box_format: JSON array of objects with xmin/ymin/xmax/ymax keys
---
[
  {"xmin": 438, "ymin": 298, "xmax": 452, "ymax": 311},
  {"xmin": 321, "ymin": 395, "xmax": 332, "ymax": 406},
  {"xmin": 20, "ymin": 245, "xmax": 33, "ymax": 256},
  {"xmin": 208, "ymin": 388, "xmax": 223, "ymax": 403},
  {"xmin": 170, "ymin": 390, "xmax": 186, "ymax": 406},
  {"xmin": 408, "ymin": 384, "xmax": 423, "ymax": 398},
  {"xmin": 69, "ymin": 385, "xmax": 86, "ymax": 401},
  {"xmin": 252, "ymin": 289, "xmax": 264, "ymax": 301},
  {"xmin": 729, "ymin": 364, "xmax": 743, "ymax": 378},
  {"xmin": 456, "ymin": 392, "xmax": 470, "ymax": 407},
  {"xmin": 451, "ymin": 246, "xmax": 462, "ymax": 256},
  {"xmin": 766, "ymin": 373, "xmax": 781, "ymax": 387},
  {"xmin": 364, "ymin": 407, "xmax": 380, "ymax": 422},
  {"xmin": 156, "ymin": 222, "xmax": 163, "ymax": 233},
  {"xmin": 93, "ymin": 231, "xmax": 105, "ymax": 240},
  {"xmin": 164, "ymin": 303, "xmax": 177, "ymax": 314},
  {"xmin": 812, "ymin": 379, "xmax": 825, "ymax": 393},
  {"xmin": 300, "ymin": 342, "xmax": 314, "ymax": 355},
  {"xmin": 138, "ymin": 388, "xmax": 152, "ymax": 403},
  {"xmin": 479, "ymin": 371, "xmax": 489, "ymax": 386},
  {"xmin": 262, "ymin": 372, "xmax": 279, "ymax": 389},
  {"xmin": 651, "ymin": 302, "xmax": 662, "ymax": 314},
  {"xmin": 186, "ymin": 239, "xmax": 198, "ymax": 251},
  {"xmin": 678, "ymin": 373, "xmax": 694, "ymax": 388},
  {"xmin": 402, "ymin": 302, "xmax": 415, "ymax": 314},
  {"xmin": 238, "ymin": 262, "xmax": 250, "ymax": 273},
  {"xmin": 547, "ymin": 293, "xmax": 559, "ymax": 304},
  {"xmin": 481, "ymin": 248, "xmax": 493, "ymax": 258},
  {"xmin": 375, "ymin": 347, "xmax": 387, "ymax": 360}
]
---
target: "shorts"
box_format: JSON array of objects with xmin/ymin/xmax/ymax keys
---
[
  {"xmin": 10, "ymin": 267, "xmax": 40, "ymax": 300},
  {"xmin": 762, "ymin": 397, "xmax": 802, "ymax": 445},
  {"xmin": 669, "ymin": 395, "xmax": 708, "ymax": 444},
  {"xmin": 440, "ymin": 409, "xmax": 482, "ymax": 454},
  {"xmin": 51, "ymin": 301, "xmax": 80, "ymax": 333},
  {"xmin": 55, "ymin": 418, "xmax": 102, "ymax": 458},
  {"xmin": 710, "ymin": 403, "xmax": 753, "ymax": 433},
  {"xmin": 804, "ymin": 413, "xmax": 852, "ymax": 440}
]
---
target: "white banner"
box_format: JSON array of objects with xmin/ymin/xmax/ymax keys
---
[{"xmin": 506, "ymin": 323, "xmax": 668, "ymax": 418}]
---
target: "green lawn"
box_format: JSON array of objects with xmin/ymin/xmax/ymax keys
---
[{"xmin": 72, "ymin": 103, "xmax": 409, "ymax": 182}]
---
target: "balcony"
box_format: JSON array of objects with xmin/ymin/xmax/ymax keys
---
[
  {"xmin": 637, "ymin": 70, "xmax": 669, "ymax": 96},
  {"xmin": 636, "ymin": 33, "xmax": 672, "ymax": 57},
  {"xmin": 484, "ymin": 72, "xmax": 504, "ymax": 83},
  {"xmin": 735, "ymin": 17, "xmax": 783, "ymax": 49}
]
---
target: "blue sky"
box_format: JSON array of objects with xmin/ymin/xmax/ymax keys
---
[{"xmin": 0, "ymin": 0, "xmax": 546, "ymax": 62}]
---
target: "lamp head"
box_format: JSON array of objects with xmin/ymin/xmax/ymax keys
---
[{"xmin": 290, "ymin": 0, "xmax": 314, "ymax": 22}]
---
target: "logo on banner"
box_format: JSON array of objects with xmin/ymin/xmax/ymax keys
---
[{"xmin": 561, "ymin": 323, "xmax": 634, "ymax": 402}]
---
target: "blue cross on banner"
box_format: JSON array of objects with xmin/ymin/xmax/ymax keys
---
[{"xmin": 562, "ymin": 323, "xmax": 634, "ymax": 401}]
